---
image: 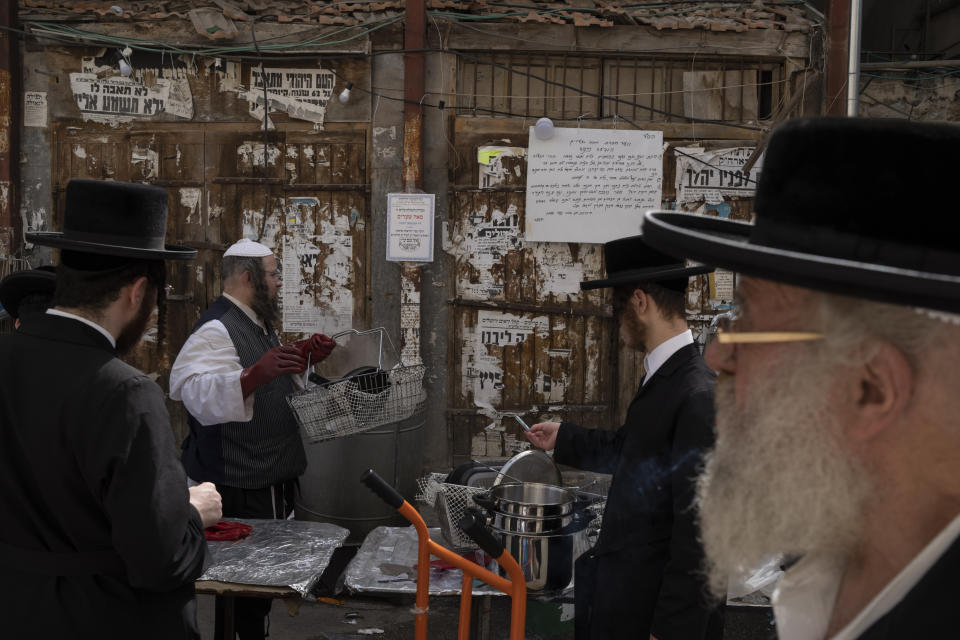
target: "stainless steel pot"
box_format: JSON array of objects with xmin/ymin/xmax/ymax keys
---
[
  {"xmin": 490, "ymin": 515, "xmax": 592, "ymax": 592},
  {"xmin": 490, "ymin": 511, "xmax": 572, "ymax": 535},
  {"xmin": 484, "ymin": 482, "xmax": 577, "ymax": 518}
]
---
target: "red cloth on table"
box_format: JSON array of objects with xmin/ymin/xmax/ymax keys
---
[{"xmin": 204, "ymin": 520, "xmax": 253, "ymax": 541}]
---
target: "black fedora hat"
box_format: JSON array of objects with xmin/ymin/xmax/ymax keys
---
[
  {"xmin": 0, "ymin": 266, "xmax": 56, "ymax": 320},
  {"xmin": 580, "ymin": 234, "xmax": 713, "ymax": 291},
  {"xmin": 26, "ymin": 179, "xmax": 196, "ymax": 260},
  {"xmin": 642, "ymin": 117, "xmax": 960, "ymax": 313}
]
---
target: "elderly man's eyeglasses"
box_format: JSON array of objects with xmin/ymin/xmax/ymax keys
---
[{"xmin": 709, "ymin": 305, "xmax": 823, "ymax": 345}]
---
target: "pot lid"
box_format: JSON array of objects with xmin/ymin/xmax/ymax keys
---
[{"xmin": 494, "ymin": 450, "xmax": 562, "ymax": 487}]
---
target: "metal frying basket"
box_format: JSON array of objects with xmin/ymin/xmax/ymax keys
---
[
  {"xmin": 415, "ymin": 473, "xmax": 488, "ymax": 551},
  {"xmin": 287, "ymin": 327, "xmax": 426, "ymax": 444}
]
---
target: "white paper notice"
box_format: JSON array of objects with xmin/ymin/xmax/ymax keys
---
[
  {"xmin": 525, "ymin": 127, "xmax": 663, "ymax": 243},
  {"xmin": 24, "ymin": 92, "xmax": 48, "ymax": 128},
  {"xmin": 675, "ymin": 146, "xmax": 762, "ymax": 204},
  {"xmin": 387, "ymin": 193, "xmax": 434, "ymax": 262}
]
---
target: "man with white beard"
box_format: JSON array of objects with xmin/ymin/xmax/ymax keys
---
[{"xmin": 642, "ymin": 116, "xmax": 960, "ymax": 638}]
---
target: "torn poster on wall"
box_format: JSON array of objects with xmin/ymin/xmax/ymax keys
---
[
  {"xmin": 478, "ymin": 146, "xmax": 527, "ymax": 189},
  {"xmin": 708, "ymin": 269, "xmax": 735, "ymax": 309},
  {"xmin": 245, "ymin": 67, "xmax": 335, "ymax": 126},
  {"xmin": 447, "ymin": 202, "xmax": 522, "ymax": 300},
  {"xmin": 477, "ymin": 310, "xmax": 549, "ymax": 347},
  {"xmin": 69, "ymin": 73, "xmax": 192, "ymax": 124},
  {"xmin": 675, "ymin": 146, "xmax": 762, "ymax": 205},
  {"xmin": 464, "ymin": 310, "xmax": 549, "ymax": 410},
  {"xmin": 281, "ymin": 203, "xmax": 354, "ymax": 334},
  {"xmin": 525, "ymin": 127, "xmax": 663, "ymax": 244}
]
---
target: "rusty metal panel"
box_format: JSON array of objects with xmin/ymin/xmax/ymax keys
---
[{"xmin": 445, "ymin": 121, "xmax": 616, "ymax": 461}]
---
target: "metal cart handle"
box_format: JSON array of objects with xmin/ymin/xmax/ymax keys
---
[
  {"xmin": 360, "ymin": 469, "xmax": 405, "ymax": 509},
  {"xmin": 459, "ymin": 509, "xmax": 505, "ymax": 560}
]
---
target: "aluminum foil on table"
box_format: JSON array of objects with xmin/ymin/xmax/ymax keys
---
[
  {"xmin": 344, "ymin": 525, "xmax": 503, "ymax": 597},
  {"xmin": 199, "ymin": 518, "xmax": 350, "ymax": 597}
]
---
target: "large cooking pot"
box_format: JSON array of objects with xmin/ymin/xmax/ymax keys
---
[
  {"xmin": 489, "ymin": 508, "xmax": 592, "ymax": 592},
  {"xmin": 479, "ymin": 482, "xmax": 577, "ymax": 518}
]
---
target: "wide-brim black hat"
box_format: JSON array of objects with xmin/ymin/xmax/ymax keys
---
[
  {"xmin": 27, "ymin": 179, "xmax": 196, "ymax": 260},
  {"xmin": 580, "ymin": 234, "xmax": 713, "ymax": 291},
  {"xmin": 642, "ymin": 117, "xmax": 960, "ymax": 313},
  {"xmin": 0, "ymin": 266, "xmax": 56, "ymax": 320}
]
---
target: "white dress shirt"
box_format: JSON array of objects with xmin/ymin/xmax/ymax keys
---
[
  {"xmin": 642, "ymin": 329, "xmax": 694, "ymax": 387},
  {"xmin": 773, "ymin": 512, "xmax": 960, "ymax": 640},
  {"xmin": 169, "ymin": 293, "xmax": 302, "ymax": 426},
  {"xmin": 46, "ymin": 309, "xmax": 116, "ymax": 348}
]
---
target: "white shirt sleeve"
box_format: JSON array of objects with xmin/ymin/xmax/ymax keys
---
[{"xmin": 169, "ymin": 320, "xmax": 255, "ymax": 425}]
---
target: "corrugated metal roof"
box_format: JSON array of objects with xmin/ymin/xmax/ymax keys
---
[{"xmin": 19, "ymin": 1, "xmax": 816, "ymax": 32}]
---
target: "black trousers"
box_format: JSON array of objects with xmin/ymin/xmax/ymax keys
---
[{"xmin": 213, "ymin": 480, "xmax": 297, "ymax": 640}]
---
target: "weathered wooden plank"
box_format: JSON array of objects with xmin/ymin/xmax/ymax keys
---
[
  {"xmin": 442, "ymin": 23, "xmax": 810, "ymax": 59},
  {"xmin": 454, "ymin": 116, "xmax": 763, "ymax": 141}
]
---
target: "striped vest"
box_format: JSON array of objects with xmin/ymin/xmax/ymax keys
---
[{"xmin": 180, "ymin": 296, "xmax": 306, "ymax": 488}]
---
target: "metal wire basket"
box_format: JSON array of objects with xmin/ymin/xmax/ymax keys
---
[
  {"xmin": 287, "ymin": 328, "xmax": 426, "ymax": 444},
  {"xmin": 415, "ymin": 473, "xmax": 489, "ymax": 551}
]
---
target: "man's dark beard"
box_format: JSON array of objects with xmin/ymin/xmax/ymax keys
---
[
  {"xmin": 250, "ymin": 270, "xmax": 280, "ymax": 331},
  {"xmin": 116, "ymin": 291, "xmax": 156, "ymax": 356}
]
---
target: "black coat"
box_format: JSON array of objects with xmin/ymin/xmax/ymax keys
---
[
  {"xmin": 0, "ymin": 314, "xmax": 209, "ymax": 639},
  {"xmin": 855, "ymin": 530, "xmax": 960, "ymax": 638},
  {"xmin": 555, "ymin": 343, "xmax": 723, "ymax": 640}
]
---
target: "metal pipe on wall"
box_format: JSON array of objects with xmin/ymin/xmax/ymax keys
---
[
  {"xmin": 846, "ymin": 0, "xmax": 863, "ymax": 117},
  {"xmin": 400, "ymin": 0, "xmax": 426, "ymax": 365}
]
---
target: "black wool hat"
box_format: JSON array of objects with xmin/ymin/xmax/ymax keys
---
[
  {"xmin": 642, "ymin": 117, "xmax": 960, "ymax": 313},
  {"xmin": 0, "ymin": 266, "xmax": 56, "ymax": 320},
  {"xmin": 26, "ymin": 179, "xmax": 196, "ymax": 261},
  {"xmin": 580, "ymin": 234, "xmax": 713, "ymax": 291}
]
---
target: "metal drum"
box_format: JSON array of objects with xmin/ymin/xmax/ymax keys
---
[{"xmin": 295, "ymin": 410, "xmax": 424, "ymax": 542}]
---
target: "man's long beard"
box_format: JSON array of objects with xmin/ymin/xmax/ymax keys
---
[
  {"xmin": 116, "ymin": 293, "xmax": 156, "ymax": 357},
  {"xmin": 250, "ymin": 277, "xmax": 280, "ymax": 330},
  {"xmin": 696, "ymin": 346, "xmax": 873, "ymax": 600}
]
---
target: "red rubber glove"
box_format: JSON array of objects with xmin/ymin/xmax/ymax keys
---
[
  {"xmin": 293, "ymin": 333, "xmax": 336, "ymax": 363},
  {"xmin": 240, "ymin": 345, "xmax": 307, "ymax": 398}
]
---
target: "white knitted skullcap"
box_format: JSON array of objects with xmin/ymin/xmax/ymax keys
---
[{"xmin": 224, "ymin": 238, "xmax": 272, "ymax": 258}]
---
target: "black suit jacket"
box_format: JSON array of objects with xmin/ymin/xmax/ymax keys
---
[
  {"xmin": 555, "ymin": 343, "xmax": 722, "ymax": 639},
  {"xmin": 0, "ymin": 314, "xmax": 208, "ymax": 639},
  {"xmin": 855, "ymin": 529, "xmax": 960, "ymax": 638}
]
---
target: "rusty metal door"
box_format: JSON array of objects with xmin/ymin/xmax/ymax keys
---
[{"xmin": 445, "ymin": 120, "xmax": 620, "ymax": 465}]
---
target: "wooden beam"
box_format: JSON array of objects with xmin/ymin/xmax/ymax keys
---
[
  {"xmin": 454, "ymin": 116, "xmax": 764, "ymax": 141},
  {"xmin": 441, "ymin": 23, "xmax": 811, "ymax": 59}
]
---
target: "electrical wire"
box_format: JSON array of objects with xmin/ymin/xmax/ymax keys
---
[
  {"xmin": 614, "ymin": 112, "xmax": 760, "ymax": 185},
  {"xmin": 453, "ymin": 50, "xmax": 765, "ymax": 131},
  {"xmin": 8, "ymin": 12, "xmax": 825, "ymax": 130}
]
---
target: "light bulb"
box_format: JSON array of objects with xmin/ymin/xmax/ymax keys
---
[
  {"xmin": 338, "ymin": 81, "xmax": 353, "ymax": 104},
  {"xmin": 534, "ymin": 117, "xmax": 555, "ymax": 141},
  {"xmin": 122, "ymin": 46, "xmax": 133, "ymax": 58}
]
